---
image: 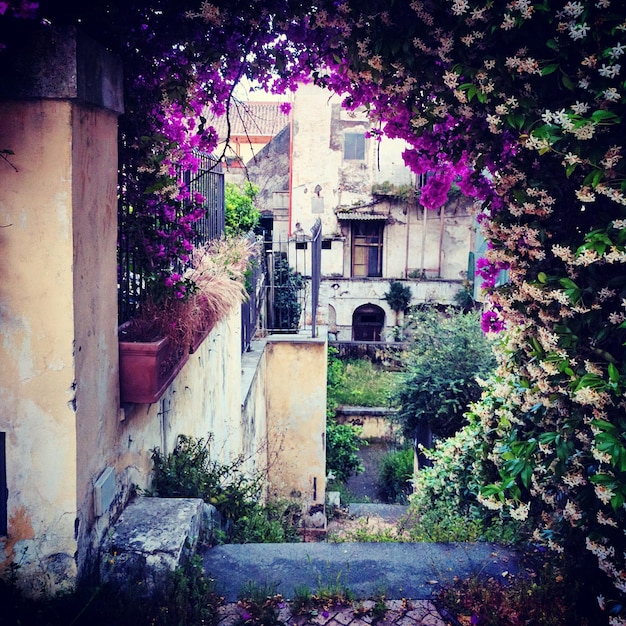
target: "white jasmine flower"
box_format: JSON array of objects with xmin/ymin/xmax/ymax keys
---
[
  {"xmin": 564, "ymin": 1, "xmax": 585, "ymax": 17},
  {"xmin": 599, "ymin": 63, "xmax": 621, "ymax": 78},
  {"xmin": 570, "ymin": 101, "xmax": 589, "ymax": 114},
  {"xmin": 569, "ymin": 22, "xmax": 590, "ymax": 39}
]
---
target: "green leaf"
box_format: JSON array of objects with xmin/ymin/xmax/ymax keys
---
[
  {"xmin": 561, "ymin": 74, "xmax": 575, "ymax": 90},
  {"xmin": 541, "ymin": 63, "xmax": 559, "ymax": 76},
  {"xmin": 592, "ymin": 109, "xmax": 620, "ymax": 123}
]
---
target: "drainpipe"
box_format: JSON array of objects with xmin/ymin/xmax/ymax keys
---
[
  {"xmin": 420, "ymin": 205, "xmax": 427, "ymax": 276},
  {"xmin": 438, "ymin": 205, "xmax": 445, "ymax": 277},
  {"xmin": 288, "ymin": 97, "xmax": 294, "ymax": 238},
  {"xmin": 404, "ymin": 200, "xmax": 411, "ymax": 278}
]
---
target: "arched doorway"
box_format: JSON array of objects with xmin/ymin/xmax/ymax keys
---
[{"xmin": 352, "ymin": 304, "xmax": 385, "ymax": 341}]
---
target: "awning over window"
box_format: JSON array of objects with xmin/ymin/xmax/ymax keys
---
[{"xmin": 335, "ymin": 211, "xmax": 388, "ymax": 221}]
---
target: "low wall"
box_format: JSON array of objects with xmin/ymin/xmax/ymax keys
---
[{"xmin": 335, "ymin": 406, "xmax": 402, "ymax": 443}]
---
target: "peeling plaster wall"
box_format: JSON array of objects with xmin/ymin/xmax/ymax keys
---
[
  {"xmin": 112, "ymin": 311, "xmax": 243, "ymax": 494},
  {"xmin": 241, "ymin": 341, "xmax": 270, "ymax": 485},
  {"xmin": 72, "ymin": 104, "xmax": 122, "ymax": 585},
  {"xmin": 0, "ymin": 100, "xmax": 80, "ymax": 594},
  {"xmin": 265, "ymin": 333, "xmax": 327, "ymax": 510},
  {"xmin": 320, "ymin": 277, "xmax": 464, "ymax": 340}
]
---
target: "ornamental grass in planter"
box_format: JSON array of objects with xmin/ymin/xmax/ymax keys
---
[
  {"xmin": 184, "ymin": 236, "xmax": 255, "ymax": 353},
  {"xmin": 119, "ymin": 236, "xmax": 257, "ymax": 403}
]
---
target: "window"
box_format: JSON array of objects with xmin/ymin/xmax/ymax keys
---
[
  {"xmin": 344, "ymin": 132, "xmax": 365, "ymax": 160},
  {"xmin": 321, "ymin": 239, "xmax": 332, "ymax": 250},
  {"xmin": 351, "ymin": 221, "xmax": 383, "ymax": 277},
  {"xmin": 0, "ymin": 432, "xmax": 6, "ymax": 535}
]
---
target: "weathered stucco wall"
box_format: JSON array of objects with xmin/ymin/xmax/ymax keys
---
[
  {"xmin": 241, "ymin": 341, "xmax": 270, "ymax": 483},
  {"xmin": 0, "ymin": 99, "xmax": 82, "ymax": 593},
  {"xmin": 321, "ymin": 277, "xmax": 463, "ymax": 340},
  {"xmin": 265, "ymin": 333, "xmax": 327, "ymax": 510},
  {"xmin": 112, "ymin": 311, "xmax": 244, "ymax": 495},
  {"xmin": 72, "ymin": 102, "xmax": 121, "ymax": 586},
  {"xmin": 335, "ymin": 407, "xmax": 402, "ymax": 442}
]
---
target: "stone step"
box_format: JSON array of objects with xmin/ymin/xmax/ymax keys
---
[
  {"xmin": 99, "ymin": 496, "xmax": 216, "ymax": 593},
  {"xmin": 200, "ymin": 541, "xmax": 522, "ymax": 603}
]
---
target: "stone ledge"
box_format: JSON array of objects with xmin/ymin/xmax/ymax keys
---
[
  {"xmin": 99, "ymin": 497, "xmax": 210, "ymax": 594},
  {"xmin": 0, "ymin": 24, "xmax": 124, "ymax": 114}
]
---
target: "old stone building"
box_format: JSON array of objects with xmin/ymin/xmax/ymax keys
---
[{"xmin": 243, "ymin": 83, "xmax": 476, "ymax": 340}]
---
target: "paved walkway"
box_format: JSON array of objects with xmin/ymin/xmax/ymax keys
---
[
  {"xmin": 216, "ymin": 597, "xmax": 448, "ymax": 626},
  {"xmin": 201, "ymin": 541, "xmax": 522, "ymax": 604}
]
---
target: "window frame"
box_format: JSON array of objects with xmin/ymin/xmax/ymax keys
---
[
  {"xmin": 351, "ymin": 221, "xmax": 383, "ymax": 277},
  {"xmin": 343, "ymin": 132, "xmax": 366, "ymax": 161}
]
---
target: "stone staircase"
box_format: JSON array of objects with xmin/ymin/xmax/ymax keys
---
[{"xmin": 101, "ymin": 497, "xmax": 522, "ymax": 609}]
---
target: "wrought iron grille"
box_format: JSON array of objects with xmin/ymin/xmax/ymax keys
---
[
  {"xmin": 263, "ymin": 218, "xmax": 322, "ymax": 336},
  {"xmin": 241, "ymin": 236, "xmax": 266, "ymax": 353},
  {"xmin": 117, "ymin": 153, "xmax": 225, "ymax": 324},
  {"xmin": 310, "ymin": 218, "xmax": 322, "ymax": 338}
]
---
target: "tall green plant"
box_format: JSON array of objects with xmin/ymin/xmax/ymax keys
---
[
  {"xmin": 382, "ymin": 280, "xmax": 412, "ymax": 328},
  {"xmin": 394, "ymin": 308, "xmax": 496, "ymax": 440},
  {"xmin": 377, "ymin": 447, "xmax": 414, "ymax": 504},
  {"xmin": 149, "ymin": 435, "xmax": 300, "ymax": 543},
  {"xmin": 225, "ymin": 182, "xmax": 261, "ymax": 238},
  {"xmin": 326, "ymin": 418, "xmax": 364, "ymax": 484},
  {"xmin": 271, "ymin": 255, "xmax": 304, "ymax": 331}
]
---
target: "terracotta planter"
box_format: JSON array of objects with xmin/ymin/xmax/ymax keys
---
[{"xmin": 119, "ymin": 326, "xmax": 189, "ymax": 404}]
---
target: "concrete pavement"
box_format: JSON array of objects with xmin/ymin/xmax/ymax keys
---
[{"xmin": 201, "ymin": 541, "xmax": 522, "ymax": 603}]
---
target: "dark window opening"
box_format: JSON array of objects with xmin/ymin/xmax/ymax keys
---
[
  {"xmin": 351, "ymin": 221, "xmax": 383, "ymax": 277},
  {"xmin": 0, "ymin": 432, "xmax": 6, "ymax": 536},
  {"xmin": 295, "ymin": 241, "xmax": 308, "ymax": 250},
  {"xmin": 321, "ymin": 239, "xmax": 332, "ymax": 250},
  {"xmin": 344, "ymin": 133, "xmax": 365, "ymax": 160},
  {"xmin": 352, "ymin": 304, "xmax": 385, "ymax": 341}
]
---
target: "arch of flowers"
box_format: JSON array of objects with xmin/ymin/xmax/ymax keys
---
[{"xmin": 3, "ymin": 0, "xmax": 626, "ymax": 621}]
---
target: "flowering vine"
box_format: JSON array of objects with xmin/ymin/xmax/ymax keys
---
[{"xmin": 4, "ymin": 0, "xmax": 626, "ymax": 621}]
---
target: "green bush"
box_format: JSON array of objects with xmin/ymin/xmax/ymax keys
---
[
  {"xmin": 271, "ymin": 254, "xmax": 304, "ymax": 330},
  {"xmin": 394, "ymin": 308, "xmax": 496, "ymax": 439},
  {"xmin": 325, "ymin": 418, "xmax": 364, "ymax": 483},
  {"xmin": 406, "ymin": 419, "xmax": 525, "ymax": 544},
  {"xmin": 225, "ymin": 181, "xmax": 261, "ymax": 237},
  {"xmin": 149, "ymin": 435, "xmax": 300, "ymax": 543},
  {"xmin": 377, "ymin": 447, "xmax": 414, "ymax": 504}
]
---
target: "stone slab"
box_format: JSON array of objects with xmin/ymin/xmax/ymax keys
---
[{"xmin": 100, "ymin": 496, "xmax": 205, "ymax": 593}]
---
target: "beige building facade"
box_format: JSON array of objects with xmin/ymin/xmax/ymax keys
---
[{"xmin": 247, "ymin": 83, "xmax": 476, "ymax": 341}]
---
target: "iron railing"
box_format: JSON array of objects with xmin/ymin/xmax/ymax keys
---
[
  {"xmin": 310, "ymin": 218, "xmax": 322, "ymax": 338},
  {"xmin": 241, "ymin": 237, "xmax": 266, "ymax": 353},
  {"xmin": 263, "ymin": 218, "xmax": 322, "ymax": 336},
  {"xmin": 117, "ymin": 153, "xmax": 225, "ymax": 324}
]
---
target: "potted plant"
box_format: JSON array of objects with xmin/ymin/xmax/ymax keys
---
[
  {"xmin": 118, "ymin": 236, "xmax": 256, "ymax": 404},
  {"xmin": 184, "ymin": 237, "xmax": 256, "ymax": 353}
]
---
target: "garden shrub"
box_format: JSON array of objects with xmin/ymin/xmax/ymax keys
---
[
  {"xmin": 394, "ymin": 308, "xmax": 496, "ymax": 440},
  {"xmin": 271, "ymin": 255, "xmax": 304, "ymax": 331},
  {"xmin": 377, "ymin": 447, "xmax": 414, "ymax": 504},
  {"xmin": 149, "ymin": 435, "xmax": 300, "ymax": 543},
  {"xmin": 407, "ymin": 416, "xmax": 525, "ymax": 544},
  {"xmin": 325, "ymin": 418, "xmax": 364, "ymax": 484}
]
